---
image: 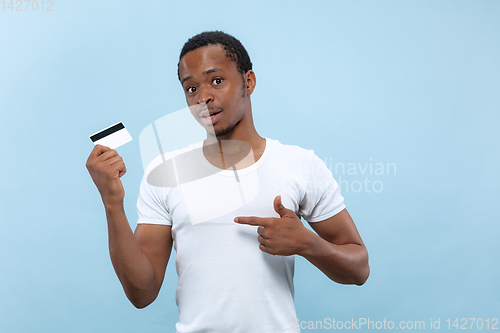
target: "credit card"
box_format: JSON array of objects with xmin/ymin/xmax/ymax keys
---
[{"xmin": 89, "ymin": 122, "xmax": 132, "ymax": 149}]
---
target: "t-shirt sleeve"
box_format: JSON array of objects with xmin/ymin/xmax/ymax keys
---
[
  {"xmin": 136, "ymin": 171, "xmax": 173, "ymax": 226},
  {"xmin": 298, "ymin": 150, "xmax": 345, "ymax": 222}
]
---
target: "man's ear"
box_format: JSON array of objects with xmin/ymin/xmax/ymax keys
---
[{"xmin": 244, "ymin": 70, "xmax": 256, "ymax": 96}]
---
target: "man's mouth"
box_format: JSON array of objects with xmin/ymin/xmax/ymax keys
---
[
  {"xmin": 199, "ymin": 109, "xmax": 223, "ymax": 125},
  {"xmin": 199, "ymin": 109, "xmax": 222, "ymax": 119}
]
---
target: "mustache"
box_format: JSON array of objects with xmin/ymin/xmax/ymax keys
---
[{"xmin": 192, "ymin": 103, "xmax": 222, "ymax": 117}]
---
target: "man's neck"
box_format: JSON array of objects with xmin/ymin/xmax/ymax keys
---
[{"xmin": 203, "ymin": 132, "xmax": 266, "ymax": 170}]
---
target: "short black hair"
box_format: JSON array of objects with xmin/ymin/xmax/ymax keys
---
[{"xmin": 177, "ymin": 31, "xmax": 252, "ymax": 80}]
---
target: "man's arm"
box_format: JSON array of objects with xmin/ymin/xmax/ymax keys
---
[
  {"xmin": 107, "ymin": 207, "xmax": 173, "ymax": 308},
  {"xmin": 303, "ymin": 209, "xmax": 369, "ymax": 285},
  {"xmin": 234, "ymin": 196, "xmax": 369, "ymax": 285},
  {"xmin": 86, "ymin": 144, "xmax": 173, "ymax": 308}
]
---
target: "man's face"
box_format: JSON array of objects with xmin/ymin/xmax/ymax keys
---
[{"xmin": 178, "ymin": 44, "xmax": 253, "ymax": 137}]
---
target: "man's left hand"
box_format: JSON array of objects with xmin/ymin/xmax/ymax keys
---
[{"xmin": 234, "ymin": 196, "xmax": 314, "ymax": 256}]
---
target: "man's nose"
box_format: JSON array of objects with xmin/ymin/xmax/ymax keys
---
[{"xmin": 197, "ymin": 86, "xmax": 214, "ymax": 105}]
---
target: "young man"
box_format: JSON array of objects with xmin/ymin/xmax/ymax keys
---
[{"xmin": 86, "ymin": 31, "xmax": 369, "ymax": 333}]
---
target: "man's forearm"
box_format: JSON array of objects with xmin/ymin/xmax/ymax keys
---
[
  {"xmin": 299, "ymin": 231, "xmax": 369, "ymax": 285},
  {"xmin": 105, "ymin": 203, "xmax": 158, "ymax": 307}
]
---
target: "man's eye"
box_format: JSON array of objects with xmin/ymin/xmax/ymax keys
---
[
  {"xmin": 213, "ymin": 78, "xmax": 222, "ymax": 85},
  {"xmin": 187, "ymin": 86, "xmax": 197, "ymax": 93}
]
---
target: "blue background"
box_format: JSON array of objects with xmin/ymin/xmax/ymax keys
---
[{"xmin": 1, "ymin": 1, "xmax": 499, "ymax": 332}]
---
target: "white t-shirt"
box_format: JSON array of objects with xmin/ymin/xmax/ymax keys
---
[{"xmin": 137, "ymin": 138, "xmax": 345, "ymax": 333}]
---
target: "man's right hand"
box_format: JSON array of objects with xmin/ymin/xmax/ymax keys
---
[
  {"xmin": 85, "ymin": 144, "xmax": 172, "ymax": 309},
  {"xmin": 86, "ymin": 144, "xmax": 127, "ymax": 206}
]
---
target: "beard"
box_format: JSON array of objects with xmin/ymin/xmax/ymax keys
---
[
  {"xmin": 211, "ymin": 119, "xmax": 239, "ymax": 137},
  {"xmin": 215, "ymin": 124, "xmax": 235, "ymax": 137}
]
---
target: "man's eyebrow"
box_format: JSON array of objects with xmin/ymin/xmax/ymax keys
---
[
  {"xmin": 181, "ymin": 75, "xmax": 192, "ymax": 85},
  {"xmin": 203, "ymin": 68, "xmax": 223, "ymax": 75}
]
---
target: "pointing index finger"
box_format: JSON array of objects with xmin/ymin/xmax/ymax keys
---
[{"xmin": 234, "ymin": 216, "xmax": 268, "ymax": 227}]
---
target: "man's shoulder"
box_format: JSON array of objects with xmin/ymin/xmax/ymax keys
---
[{"xmin": 267, "ymin": 137, "xmax": 316, "ymax": 161}]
